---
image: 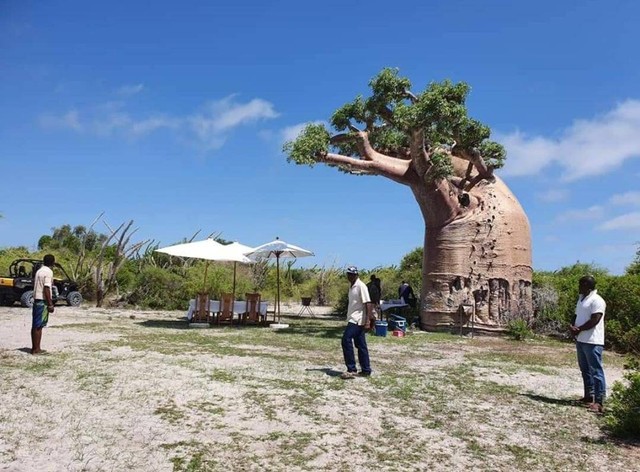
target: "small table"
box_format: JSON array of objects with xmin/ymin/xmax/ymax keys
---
[{"xmin": 379, "ymin": 300, "xmax": 409, "ymax": 321}]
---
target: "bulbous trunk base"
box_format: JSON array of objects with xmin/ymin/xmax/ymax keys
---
[{"xmin": 419, "ymin": 178, "xmax": 532, "ymax": 332}]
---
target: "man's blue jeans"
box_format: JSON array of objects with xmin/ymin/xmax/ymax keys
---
[
  {"xmin": 576, "ymin": 342, "xmax": 606, "ymax": 403},
  {"xmin": 342, "ymin": 322, "xmax": 371, "ymax": 374}
]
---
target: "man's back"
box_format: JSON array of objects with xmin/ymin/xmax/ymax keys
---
[{"xmin": 34, "ymin": 265, "xmax": 53, "ymax": 300}]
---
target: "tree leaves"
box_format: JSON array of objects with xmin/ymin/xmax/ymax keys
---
[
  {"xmin": 283, "ymin": 67, "xmax": 506, "ymax": 182},
  {"xmin": 283, "ymin": 124, "xmax": 330, "ymax": 165}
]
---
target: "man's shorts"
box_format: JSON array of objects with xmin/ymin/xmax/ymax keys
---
[{"xmin": 32, "ymin": 300, "xmax": 49, "ymax": 329}]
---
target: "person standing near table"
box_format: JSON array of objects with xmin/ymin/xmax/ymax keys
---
[
  {"xmin": 367, "ymin": 274, "xmax": 382, "ymax": 316},
  {"xmin": 398, "ymin": 280, "xmax": 416, "ymax": 307},
  {"xmin": 341, "ymin": 266, "xmax": 372, "ymax": 379},
  {"xmin": 570, "ymin": 275, "xmax": 607, "ymax": 413},
  {"xmin": 31, "ymin": 254, "xmax": 56, "ymax": 354}
]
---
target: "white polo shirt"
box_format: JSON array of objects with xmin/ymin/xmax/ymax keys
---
[
  {"xmin": 575, "ymin": 289, "xmax": 606, "ymax": 345},
  {"xmin": 347, "ymin": 278, "xmax": 371, "ymax": 325},
  {"xmin": 34, "ymin": 265, "xmax": 54, "ymax": 301}
]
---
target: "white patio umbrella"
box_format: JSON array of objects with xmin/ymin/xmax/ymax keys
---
[
  {"xmin": 244, "ymin": 237, "xmax": 314, "ymax": 322},
  {"xmin": 156, "ymin": 238, "xmax": 252, "ymax": 294}
]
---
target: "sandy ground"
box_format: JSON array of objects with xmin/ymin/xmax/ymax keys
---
[{"xmin": 0, "ymin": 304, "xmax": 636, "ymax": 472}]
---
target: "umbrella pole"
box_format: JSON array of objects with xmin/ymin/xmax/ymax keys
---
[
  {"xmin": 203, "ymin": 261, "xmax": 209, "ymax": 293},
  {"xmin": 232, "ymin": 261, "xmax": 237, "ymax": 299},
  {"xmin": 276, "ymin": 254, "xmax": 280, "ymax": 323}
]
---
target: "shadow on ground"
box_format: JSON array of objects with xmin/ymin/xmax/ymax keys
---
[
  {"xmin": 136, "ymin": 319, "xmax": 189, "ymax": 329},
  {"xmin": 520, "ymin": 393, "xmax": 581, "ymax": 407},
  {"xmin": 305, "ymin": 367, "xmax": 343, "ymax": 377}
]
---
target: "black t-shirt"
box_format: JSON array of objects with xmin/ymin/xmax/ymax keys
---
[{"xmin": 367, "ymin": 282, "xmax": 381, "ymax": 304}]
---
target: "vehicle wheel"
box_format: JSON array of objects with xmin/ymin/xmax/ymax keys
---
[
  {"xmin": 66, "ymin": 291, "xmax": 83, "ymax": 307},
  {"xmin": 20, "ymin": 290, "xmax": 34, "ymax": 308}
]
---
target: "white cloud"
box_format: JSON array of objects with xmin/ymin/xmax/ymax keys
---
[
  {"xmin": 555, "ymin": 205, "xmax": 604, "ymax": 222},
  {"xmin": 187, "ymin": 97, "xmax": 278, "ymax": 149},
  {"xmin": 130, "ymin": 116, "xmax": 180, "ymax": 136},
  {"xmin": 39, "ymin": 109, "xmax": 83, "ymax": 132},
  {"xmin": 536, "ymin": 189, "xmax": 568, "ymax": 203},
  {"xmin": 598, "ymin": 212, "xmax": 640, "ymax": 230},
  {"xmin": 37, "ymin": 95, "xmax": 279, "ymax": 151},
  {"xmin": 498, "ymin": 100, "xmax": 640, "ymax": 181},
  {"xmin": 609, "ymin": 191, "xmax": 640, "ymax": 207},
  {"xmin": 116, "ymin": 83, "xmax": 144, "ymax": 97},
  {"xmin": 210, "ymin": 97, "xmax": 278, "ymax": 132},
  {"xmin": 93, "ymin": 112, "xmax": 132, "ymax": 136}
]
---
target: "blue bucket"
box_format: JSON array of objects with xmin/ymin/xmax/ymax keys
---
[{"xmin": 375, "ymin": 320, "xmax": 388, "ymax": 337}]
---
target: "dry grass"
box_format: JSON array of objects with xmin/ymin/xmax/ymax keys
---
[{"xmin": 0, "ymin": 305, "xmax": 637, "ymax": 472}]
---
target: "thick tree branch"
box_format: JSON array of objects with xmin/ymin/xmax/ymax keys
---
[
  {"xmin": 463, "ymin": 173, "xmax": 485, "ymax": 192},
  {"xmin": 320, "ymin": 152, "xmax": 411, "ymax": 185},
  {"xmin": 405, "ymin": 90, "xmax": 418, "ymax": 103},
  {"xmin": 457, "ymin": 162, "xmax": 475, "ymax": 189},
  {"xmin": 409, "ymin": 129, "xmax": 432, "ymax": 178},
  {"xmin": 451, "ymin": 146, "xmax": 495, "ymax": 181},
  {"xmin": 329, "ymin": 134, "xmax": 352, "ymax": 145}
]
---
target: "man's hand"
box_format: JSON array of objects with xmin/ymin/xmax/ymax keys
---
[
  {"xmin": 48, "ymin": 304, "xmax": 55, "ymax": 314},
  {"xmin": 569, "ymin": 325, "xmax": 580, "ymax": 335}
]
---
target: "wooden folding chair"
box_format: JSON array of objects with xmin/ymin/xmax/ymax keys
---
[
  {"xmin": 242, "ymin": 293, "xmax": 262, "ymax": 325},
  {"xmin": 218, "ymin": 292, "xmax": 235, "ymax": 325},
  {"xmin": 193, "ymin": 292, "xmax": 211, "ymax": 323}
]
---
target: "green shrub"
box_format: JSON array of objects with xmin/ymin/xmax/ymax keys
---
[
  {"xmin": 506, "ymin": 319, "xmax": 533, "ymax": 341},
  {"xmin": 603, "ymin": 357, "xmax": 640, "ymax": 439},
  {"xmin": 127, "ymin": 266, "xmax": 188, "ymax": 310}
]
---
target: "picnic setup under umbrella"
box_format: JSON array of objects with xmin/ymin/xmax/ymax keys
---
[
  {"xmin": 155, "ymin": 238, "xmax": 252, "ymax": 297},
  {"xmin": 244, "ymin": 237, "xmax": 314, "ymax": 324}
]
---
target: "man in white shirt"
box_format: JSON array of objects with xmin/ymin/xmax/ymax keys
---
[
  {"xmin": 570, "ymin": 275, "xmax": 606, "ymax": 413},
  {"xmin": 341, "ymin": 266, "xmax": 373, "ymax": 379},
  {"xmin": 31, "ymin": 254, "xmax": 56, "ymax": 354}
]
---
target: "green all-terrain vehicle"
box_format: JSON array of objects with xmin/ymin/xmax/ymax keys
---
[{"xmin": 0, "ymin": 258, "xmax": 83, "ymax": 308}]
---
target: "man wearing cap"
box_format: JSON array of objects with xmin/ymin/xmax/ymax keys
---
[{"xmin": 341, "ymin": 266, "xmax": 373, "ymax": 379}]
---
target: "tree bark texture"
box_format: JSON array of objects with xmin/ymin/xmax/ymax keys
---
[{"xmin": 415, "ymin": 175, "xmax": 532, "ymax": 331}]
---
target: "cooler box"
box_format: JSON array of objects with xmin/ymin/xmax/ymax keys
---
[
  {"xmin": 374, "ymin": 320, "xmax": 388, "ymax": 337},
  {"xmin": 388, "ymin": 314, "xmax": 407, "ymax": 332}
]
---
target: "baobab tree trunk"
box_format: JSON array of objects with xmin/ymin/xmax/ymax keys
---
[{"xmin": 417, "ymin": 177, "xmax": 532, "ymax": 332}]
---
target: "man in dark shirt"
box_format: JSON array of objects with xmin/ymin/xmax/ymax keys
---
[{"xmin": 367, "ymin": 275, "xmax": 381, "ymax": 305}]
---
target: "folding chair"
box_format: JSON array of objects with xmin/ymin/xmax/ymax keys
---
[
  {"xmin": 297, "ymin": 297, "xmax": 314, "ymax": 317},
  {"xmin": 217, "ymin": 292, "xmax": 235, "ymax": 325},
  {"xmin": 192, "ymin": 293, "xmax": 211, "ymax": 324},
  {"xmin": 242, "ymin": 293, "xmax": 263, "ymax": 325}
]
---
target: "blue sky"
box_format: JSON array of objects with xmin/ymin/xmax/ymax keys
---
[{"xmin": 1, "ymin": 0, "xmax": 639, "ymax": 274}]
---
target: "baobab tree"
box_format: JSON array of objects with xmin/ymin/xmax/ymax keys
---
[{"xmin": 284, "ymin": 68, "xmax": 532, "ymax": 331}]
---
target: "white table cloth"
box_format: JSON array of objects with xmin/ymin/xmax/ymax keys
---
[{"xmin": 187, "ymin": 299, "xmax": 268, "ymax": 321}]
